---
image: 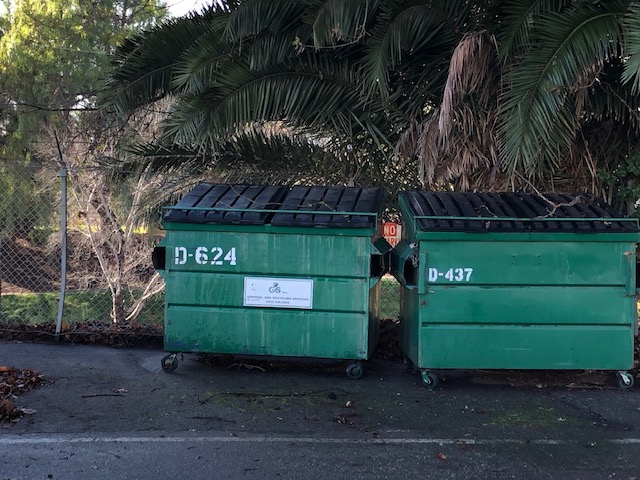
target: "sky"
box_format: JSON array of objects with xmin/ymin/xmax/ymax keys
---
[{"xmin": 166, "ymin": 0, "xmax": 211, "ymax": 18}]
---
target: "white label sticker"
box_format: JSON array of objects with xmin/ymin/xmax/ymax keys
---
[{"xmin": 243, "ymin": 277, "xmax": 314, "ymax": 309}]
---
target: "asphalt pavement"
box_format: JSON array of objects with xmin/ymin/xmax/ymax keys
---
[{"xmin": 2, "ymin": 341, "xmax": 640, "ymax": 479}]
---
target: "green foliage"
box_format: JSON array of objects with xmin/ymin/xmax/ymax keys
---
[
  {"xmin": 104, "ymin": 0, "xmax": 640, "ymax": 211},
  {"xmin": 622, "ymin": 3, "xmax": 640, "ymax": 91},
  {"xmin": 497, "ymin": 1, "xmax": 629, "ymax": 173},
  {"xmin": 102, "ymin": 0, "xmax": 467, "ymax": 186},
  {"xmin": 0, "ymin": 0, "xmax": 167, "ymax": 240},
  {"xmin": 598, "ymin": 149, "xmax": 640, "ymax": 216},
  {"xmin": 0, "ymin": 0, "xmax": 167, "ymax": 149},
  {"xmin": 0, "ymin": 163, "xmax": 53, "ymax": 240},
  {"xmin": 362, "ymin": 0, "xmax": 466, "ymax": 101}
]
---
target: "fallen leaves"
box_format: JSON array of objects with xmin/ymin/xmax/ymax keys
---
[
  {"xmin": 374, "ymin": 320, "xmax": 401, "ymax": 360},
  {"xmin": 0, "ymin": 321, "xmax": 163, "ymax": 348},
  {"xmin": 1, "ymin": 366, "xmax": 44, "ymax": 424}
]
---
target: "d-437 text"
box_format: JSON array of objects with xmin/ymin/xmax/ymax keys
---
[{"xmin": 428, "ymin": 267, "xmax": 473, "ymax": 282}]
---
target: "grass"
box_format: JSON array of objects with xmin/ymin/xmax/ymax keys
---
[
  {"xmin": 0, "ymin": 278, "xmax": 400, "ymax": 327},
  {"xmin": 0, "ymin": 290, "xmax": 164, "ymax": 325}
]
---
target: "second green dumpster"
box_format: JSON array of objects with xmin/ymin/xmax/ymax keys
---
[
  {"xmin": 391, "ymin": 191, "xmax": 640, "ymax": 389},
  {"xmin": 153, "ymin": 183, "xmax": 389, "ymax": 378}
]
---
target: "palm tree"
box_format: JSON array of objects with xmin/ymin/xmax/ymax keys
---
[
  {"xmin": 102, "ymin": 0, "xmax": 466, "ymax": 190},
  {"xmin": 103, "ymin": 0, "xmax": 640, "ymax": 212},
  {"xmin": 493, "ymin": 0, "xmax": 640, "ymax": 212}
]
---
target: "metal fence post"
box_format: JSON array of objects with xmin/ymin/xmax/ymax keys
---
[{"xmin": 55, "ymin": 166, "xmax": 67, "ymax": 341}]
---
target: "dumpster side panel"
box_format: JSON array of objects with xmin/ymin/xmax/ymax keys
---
[
  {"xmin": 162, "ymin": 230, "xmax": 378, "ymax": 360},
  {"xmin": 421, "ymin": 241, "xmax": 631, "ymax": 290},
  {"xmin": 164, "ymin": 307, "xmax": 370, "ymax": 359},
  {"xmin": 418, "ymin": 325, "xmax": 633, "ymax": 370},
  {"xmin": 368, "ymin": 282, "xmax": 382, "ymax": 355},
  {"xmin": 164, "ymin": 272, "xmax": 370, "ymax": 312},
  {"xmin": 407, "ymin": 238, "xmax": 637, "ymax": 371},
  {"xmin": 163, "ymin": 230, "xmax": 370, "ymax": 277},
  {"xmin": 423, "ymin": 286, "xmax": 632, "ymax": 325},
  {"xmin": 398, "ymin": 288, "xmax": 420, "ymax": 365}
]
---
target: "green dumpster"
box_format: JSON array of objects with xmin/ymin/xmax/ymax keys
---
[
  {"xmin": 391, "ymin": 191, "xmax": 640, "ymax": 389},
  {"xmin": 153, "ymin": 183, "xmax": 389, "ymax": 378}
]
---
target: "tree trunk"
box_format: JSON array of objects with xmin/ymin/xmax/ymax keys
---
[{"xmin": 111, "ymin": 284, "xmax": 126, "ymax": 324}]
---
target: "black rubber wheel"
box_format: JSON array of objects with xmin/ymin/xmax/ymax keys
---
[
  {"xmin": 161, "ymin": 354, "xmax": 178, "ymax": 373},
  {"xmin": 617, "ymin": 372, "xmax": 634, "ymax": 390},
  {"xmin": 345, "ymin": 363, "xmax": 364, "ymax": 380},
  {"xmin": 420, "ymin": 370, "xmax": 439, "ymax": 390}
]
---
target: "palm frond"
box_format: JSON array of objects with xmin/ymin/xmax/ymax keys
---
[
  {"xmin": 363, "ymin": 0, "xmax": 469, "ymax": 99},
  {"xmin": 226, "ymin": 0, "xmax": 315, "ymax": 72},
  {"xmin": 438, "ymin": 31, "xmax": 500, "ymax": 139},
  {"xmin": 498, "ymin": 1, "xmax": 627, "ymax": 173},
  {"xmin": 497, "ymin": 0, "xmax": 570, "ymax": 60},
  {"xmin": 308, "ymin": 0, "xmax": 379, "ymax": 47},
  {"xmin": 224, "ymin": 0, "xmax": 306, "ymax": 42},
  {"xmin": 622, "ymin": 2, "xmax": 640, "ymax": 92},
  {"xmin": 582, "ymin": 58, "xmax": 640, "ymax": 129},
  {"xmin": 171, "ymin": 31, "xmax": 237, "ymax": 94},
  {"xmin": 163, "ymin": 55, "xmax": 392, "ymax": 148},
  {"xmin": 102, "ymin": 7, "xmax": 229, "ymax": 114},
  {"xmin": 245, "ymin": 26, "xmax": 314, "ymax": 70},
  {"xmin": 125, "ymin": 127, "xmax": 337, "ymax": 172}
]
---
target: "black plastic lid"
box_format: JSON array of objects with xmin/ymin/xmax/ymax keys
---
[
  {"xmin": 401, "ymin": 191, "xmax": 639, "ymax": 233},
  {"xmin": 271, "ymin": 186, "xmax": 384, "ymax": 228},
  {"xmin": 164, "ymin": 183, "xmax": 385, "ymax": 228},
  {"xmin": 164, "ymin": 184, "xmax": 288, "ymax": 225}
]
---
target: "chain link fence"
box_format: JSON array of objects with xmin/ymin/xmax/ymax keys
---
[
  {"xmin": 0, "ymin": 162, "xmax": 164, "ymax": 332},
  {"xmin": 0, "ymin": 162, "xmax": 63, "ymax": 326},
  {"xmin": 0, "ymin": 162, "xmax": 401, "ymax": 334}
]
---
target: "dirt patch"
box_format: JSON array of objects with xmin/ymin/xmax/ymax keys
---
[
  {"xmin": 0, "ymin": 232, "xmax": 156, "ymax": 294},
  {"xmin": 0, "ymin": 237, "xmax": 59, "ymax": 293}
]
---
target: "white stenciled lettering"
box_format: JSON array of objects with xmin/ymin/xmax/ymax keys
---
[
  {"xmin": 427, "ymin": 267, "xmax": 474, "ymax": 283},
  {"xmin": 174, "ymin": 247, "xmax": 187, "ymax": 265},
  {"xmin": 195, "ymin": 246, "xmax": 208, "ymax": 265},
  {"xmin": 211, "ymin": 247, "xmax": 223, "ymax": 265},
  {"xmin": 224, "ymin": 247, "xmax": 237, "ymax": 266},
  {"xmin": 428, "ymin": 268, "xmax": 439, "ymax": 282},
  {"xmin": 464, "ymin": 268, "xmax": 473, "ymax": 281},
  {"xmin": 173, "ymin": 246, "xmax": 238, "ymax": 266}
]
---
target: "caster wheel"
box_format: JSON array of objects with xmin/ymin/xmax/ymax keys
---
[
  {"xmin": 617, "ymin": 372, "xmax": 634, "ymax": 390},
  {"xmin": 402, "ymin": 354, "xmax": 414, "ymax": 372},
  {"xmin": 161, "ymin": 354, "xmax": 178, "ymax": 373},
  {"xmin": 346, "ymin": 363, "xmax": 364, "ymax": 380},
  {"xmin": 420, "ymin": 370, "xmax": 439, "ymax": 390}
]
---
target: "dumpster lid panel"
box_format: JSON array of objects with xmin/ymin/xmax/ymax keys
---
[
  {"xmin": 401, "ymin": 191, "xmax": 639, "ymax": 233},
  {"xmin": 164, "ymin": 183, "xmax": 384, "ymax": 228},
  {"xmin": 271, "ymin": 186, "xmax": 384, "ymax": 228},
  {"xmin": 164, "ymin": 183, "xmax": 288, "ymax": 225}
]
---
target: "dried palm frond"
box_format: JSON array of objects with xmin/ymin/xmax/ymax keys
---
[{"xmin": 418, "ymin": 31, "xmax": 504, "ymax": 191}]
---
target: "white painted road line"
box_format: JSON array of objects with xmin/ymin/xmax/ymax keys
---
[{"xmin": 0, "ymin": 435, "xmax": 636, "ymax": 446}]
